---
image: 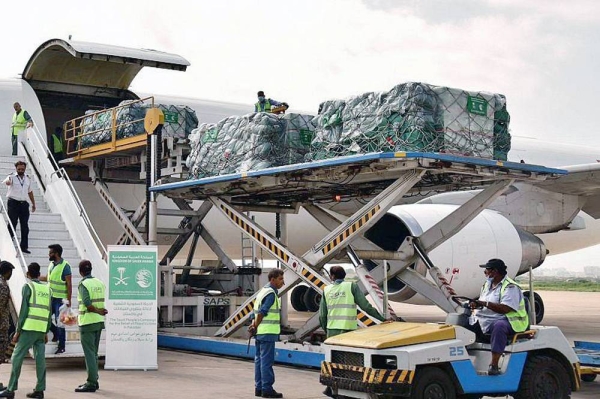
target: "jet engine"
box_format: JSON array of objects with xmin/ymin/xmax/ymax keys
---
[{"xmin": 363, "ymin": 204, "xmax": 547, "ymax": 304}]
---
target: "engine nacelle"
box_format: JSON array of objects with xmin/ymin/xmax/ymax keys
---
[{"xmin": 364, "ymin": 204, "xmax": 546, "ymax": 305}]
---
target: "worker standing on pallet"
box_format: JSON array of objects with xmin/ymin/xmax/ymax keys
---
[
  {"xmin": 319, "ymin": 265, "xmax": 387, "ymax": 397},
  {"xmin": 255, "ymin": 91, "xmax": 288, "ymax": 113},
  {"xmin": 248, "ymin": 269, "xmax": 285, "ymax": 398}
]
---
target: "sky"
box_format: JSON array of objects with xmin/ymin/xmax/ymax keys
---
[
  {"xmin": 1, "ymin": 0, "xmax": 599, "ymax": 270},
  {"xmin": 2, "ymin": 0, "xmax": 600, "ymax": 147}
]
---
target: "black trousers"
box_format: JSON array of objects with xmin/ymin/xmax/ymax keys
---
[{"xmin": 7, "ymin": 198, "xmax": 30, "ymax": 250}]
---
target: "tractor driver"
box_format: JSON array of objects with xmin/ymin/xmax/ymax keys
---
[{"xmin": 469, "ymin": 258, "xmax": 529, "ymax": 376}]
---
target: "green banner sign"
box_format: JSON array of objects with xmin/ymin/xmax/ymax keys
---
[
  {"xmin": 163, "ymin": 111, "xmax": 179, "ymax": 124},
  {"xmin": 108, "ymin": 250, "xmax": 157, "ymax": 300},
  {"xmin": 467, "ymin": 96, "xmax": 488, "ymax": 116}
]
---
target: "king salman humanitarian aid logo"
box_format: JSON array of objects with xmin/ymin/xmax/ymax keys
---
[{"xmin": 136, "ymin": 269, "xmax": 153, "ymax": 288}]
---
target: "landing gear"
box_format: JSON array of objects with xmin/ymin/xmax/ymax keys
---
[
  {"xmin": 290, "ymin": 285, "xmax": 322, "ymax": 312},
  {"xmin": 523, "ymin": 291, "xmax": 544, "ymax": 324}
]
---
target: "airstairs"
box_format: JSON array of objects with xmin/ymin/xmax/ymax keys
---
[{"xmin": 0, "ymin": 124, "xmax": 107, "ymax": 358}]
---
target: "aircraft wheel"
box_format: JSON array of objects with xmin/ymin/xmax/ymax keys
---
[
  {"xmin": 581, "ymin": 373, "xmax": 597, "ymax": 382},
  {"xmin": 409, "ymin": 367, "xmax": 456, "ymax": 399},
  {"xmin": 303, "ymin": 288, "xmax": 321, "ymax": 312},
  {"xmin": 523, "ymin": 291, "xmax": 545, "ymax": 324},
  {"xmin": 514, "ymin": 355, "xmax": 570, "ymax": 399},
  {"xmin": 290, "ymin": 285, "xmax": 309, "ymax": 312}
]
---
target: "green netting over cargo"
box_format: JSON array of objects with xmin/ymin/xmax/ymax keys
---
[
  {"xmin": 79, "ymin": 101, "xmax": 198, "ymax": 148},
  {"xmin": 186, "ymin": 113, "xmax": 314, "ymax": 178},
  {"xmin": 307, "ymin": 82, "xmax": 511, "ymax": 161}
]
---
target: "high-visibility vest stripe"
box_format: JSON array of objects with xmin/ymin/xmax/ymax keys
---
[
  {"xmin": 480, "ymin": 277, "xmax": 529, "ymax": 332},
  {"xmin": 254, "ymin": 286, "xmax": 281, "ymax": 335},
  {"xmin": 48, "ymin": 260, "xmax": 69, "ymax": 298},
  {"xmin": 23, "ymin": 282, "xmax": 51, "ymax": 332},
  {"xmin": 78, "ymin": 277, "xmax": 106, "ymax": 326},
  {"xmin": 12, "ymin": 111, "xmax": 27, "ymax": 136},
  {"xmin": 324, "ymin": 281, "xmax": 357, "ymax": 331}
]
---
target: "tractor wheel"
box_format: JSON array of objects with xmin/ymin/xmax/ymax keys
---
[
  {"xmin": 514, "ymin": 355, "xmax": 571, "ymax": 399},
  {"xmin": 409, "ymin": 367, "xmax": 456, "ymax": 399}
]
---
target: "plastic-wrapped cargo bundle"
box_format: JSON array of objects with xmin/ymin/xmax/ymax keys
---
[
  {"xmin": 433, "ymin": 86, "xmax": 503, "ymax": 158},
  {"xmin": 306, "ymin": 82, "xmax": 510, "ymax": 161},
  {"xmin": 340, "ymin": 92, "xmax": 387, "ymax": 154},
  {"xmin": 152, "ymin": 104, "xmax": 199, "ymax": 139},
  {"xmin": 277, "ymin": 113, "xmax": 315, "ymax": 165},
  {"xmin": 309, "ymin": 100, "xmax": 346, "ymax": 160},
  {"xmin": 115, "ymin": 100, "xmax": 146, "ymax": 139},
  {"xmin": 186, "ymin": 113, "xmax": 314, "ymax": 178},
  {"xmin": 493, "ymin": 96, "xmax": 511, "ymax": 161},
  {"xmin": 80, "ymin": 110, "xmax": 112, "ymax": 148}
]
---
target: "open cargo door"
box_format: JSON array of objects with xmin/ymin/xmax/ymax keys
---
[{"xmin": 21, "ymin": 38, "xmax": 190, "ymax": 136}]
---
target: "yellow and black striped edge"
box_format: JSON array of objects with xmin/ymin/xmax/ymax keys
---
[
  {"xmin": 220, "ymin": 204, "xmax": 289, "ymax": 263},
  {"xmin": 225, "ymin": 302, "xmax": 254, "ymax": 331},
  {"xmin": 322, "ymin": 205, "xmax": 381, "ymax": 255},
  {"xmin": 301, "ymin": 269, "xmax": 327, "ymax": 291},
  {"xmin": 358, "ymin": 311, "xmax": 377, "ymax": 327},
  {"xmin": 321, "ymin": 362, "xmax": 415, "ymax": 385}
]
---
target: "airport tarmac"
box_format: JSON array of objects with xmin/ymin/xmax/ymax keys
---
[{"xmin": 3, "ymin": 290, "xmax": 600, "ymax": 398}]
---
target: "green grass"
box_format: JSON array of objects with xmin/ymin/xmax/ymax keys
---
[{"xmin": 516, "ymin": 278, "xmax": 600, "ymax": 292}]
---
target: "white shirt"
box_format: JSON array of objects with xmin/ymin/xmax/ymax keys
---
[
  {"xmin": 476, "ymin": 277, "xmax": 522, "ymax": 333},
  {"xmin": 3, "ymin": 173, "xmax": 33, "ymax": 202}
]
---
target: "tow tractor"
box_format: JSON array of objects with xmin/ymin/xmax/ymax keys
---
[{"xmin": 320, "ymin": 294, "xmax": 582, "ymax": 399}]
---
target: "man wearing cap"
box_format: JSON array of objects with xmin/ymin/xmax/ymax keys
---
[
  {"xmin": 255, "ymin": 91, "xmax": 285, "ymax": 113},
  {"xmin": 469, "ymin": 258, "xmax": 529, "ymax": 376}
]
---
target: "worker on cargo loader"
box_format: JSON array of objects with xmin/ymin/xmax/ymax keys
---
[
  {"xmin": 10, "ymin": 103, "xmax": 32, "ymax": 156},
  {"xmin": 319, "ymin": 265, "xmax": 386, "ymax": 339},
  {"xmin": 248, "ymin": 268, "xmax": 285, "ymax": 398},
  {"xmin": 320, "ymin": 266, "xmax": 387, "ymax": 397},
  {"xmin": 468, "ymin": 258, "xmax": 529, "ymax": 376},
  {"xmin": 255, "ymin": 91, "xmax": 288, "ymax": 113}
]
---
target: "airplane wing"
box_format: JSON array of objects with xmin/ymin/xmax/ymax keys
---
[{"xmin": 533, "ymin": 163, "xmax": 600, "ymax": 218}]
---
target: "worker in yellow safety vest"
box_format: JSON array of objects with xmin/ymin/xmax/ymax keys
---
[
  {"xmin": 51, "ymin": 127, "xmax": 64, "ymax": 162},
  {"xmin": 469, "ymin": 258, "xmax": 529, "ymax": 376},
  {"xmin": 249, "ymin": 268, "xmax": 285, "ymax": 398},
  {"xmin": 10, "ymin": 103, "xmax": 32, "ymax": 156},
  {"xmin": 255, "ymin": 91, "xmax": 288, "ymax": 113},
  {"xmin": 74, "ymin": 260, "xmax": 108, "ymax": 393},
  {"xmin": 41, "ymin": 244, "xmax": 73, "ymax": 355},
  {"xmin": 0, "ymin": 262, "xmax": 52, "ymax": 399}
]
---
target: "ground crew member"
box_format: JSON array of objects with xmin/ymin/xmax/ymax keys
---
[
  {"xmin": 10, "ymin": 103, "xmax": 32, "ymax": 156},
  {"xmin": 3, "ymin": 161, "xmax": 36, "ymax": 254},
  {"xmin": 75, "ymin": 260, "xmax": 107, "ymax": 393},
  {"xmin": 319, "ymin": 266, "xmax": 386, "ymax": 338},
  {"xmin": 255, "ymin": 91, "xmax": 287, "ymax": 113},
  {"xmin": 0, "ymin": 261, "xmax": 15, "ymax": 390},
  {"xmin": 319, "ymin": 266, "xmax": 387, "ymax": 397},
  {"xmin": 0, "ymin": 262, "xmax": 51, "ymax": 399},
  {"xmin": 249, "ymin": 269, "xmax": 285, "ymax": 398},
  {"xmin": 51, "ymin": 127, "xmax": 64, "ymax": 162},
  {"xmin": 469, "ymin": 258, "xmax": 529, "ymax": 376},
  {"xmin": 42, "ymin": 244, "xmax": 72, "ymax": 354}
]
